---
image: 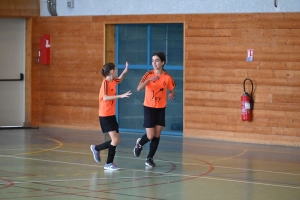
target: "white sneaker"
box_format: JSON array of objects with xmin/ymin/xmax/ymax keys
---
[{"xmin": 104, "ymin": 163, "xmax": 119, "ymax": 170}]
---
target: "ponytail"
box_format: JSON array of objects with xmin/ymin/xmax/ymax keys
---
[
  {"xmin": 100, "ymin": 68, "xmax": 105, "ymax": 77},
  {"xmin": 101, "ymin": 63, "xmax": 115, "ymax": 77}
]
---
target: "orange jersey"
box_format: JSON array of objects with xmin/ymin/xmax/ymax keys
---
[
  {"xmin": 140, "ymin": 70, "xmax": 176, "ymax": 108},
  {"xmin": 99, "ymin": 79, "xmax": 120, "ymax": 116}
]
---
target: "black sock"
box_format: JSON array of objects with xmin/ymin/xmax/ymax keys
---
[
  {"xmin": 95, "ymin": 140, "xmax": 111, "ymax": 151},
  {"xmin": 147, "ymin": 137, "xmax": 160, "ymax": 158},
  {"xmin": 106, "ymin": 144, "xmax": 116, "ymax": 164},
  {"xmin": 139, "ymin": 134, "xmax": 150, "ymax": 146}
]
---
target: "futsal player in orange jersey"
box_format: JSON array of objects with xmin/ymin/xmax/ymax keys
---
[
  {"xmin": 90, "ymin": 62, "xmax": 132, "ymax": 170},
  {"xmin": 133, "ymin": 52, "xmax": 176, "ymax": 167}
]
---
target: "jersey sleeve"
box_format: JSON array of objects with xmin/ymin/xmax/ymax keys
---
[
  {"xmin": 167, "ymin": 75, "xmax": 176, "ymax": 91},
  {"xmin": 140, "ymin": 71, "xmax": 153, "ymax": 83},
  {"xmin": 102, "ymin": 80, "xmax": 108, "ymax": 95},
  {"xmin": 114, "ymin": 78, "xmax": 120, "ymax": 85}
]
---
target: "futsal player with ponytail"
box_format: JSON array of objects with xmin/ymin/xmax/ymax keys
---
[
  {"xmin": 90, "ymin": 62, "xmax": 131, "ymax": 170},
  {"xmin": 133, "ymin": 52, "xmax": 176, "ymax": 167}
]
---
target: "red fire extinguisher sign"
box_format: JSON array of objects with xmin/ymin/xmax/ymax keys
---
[{"xmin": 40, "ymin": 34, "xmax": 50, "ymax": 65}]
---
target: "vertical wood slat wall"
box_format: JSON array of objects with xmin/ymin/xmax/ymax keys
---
[
  {"xmin": 32, "ymin": 13, "xmax": 300, "ymax": 146},
  {"xmin": 0, "ymin": 3, "xmax": 299, "ymax": 146},
  {"xmin": 184, "ymin": 14, "xmax": 300, "ymax": 146},
  {"xmin": 32, "ymin": 16, "xmax": 103, "ymax": 129},
  {"xmin": 0, "ymin": 0, "xmax": 39, "ymax": 17}
]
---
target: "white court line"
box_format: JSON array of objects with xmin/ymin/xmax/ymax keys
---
[
  {"xmin": 1, "ymin": 148, "xmax": 300, "ymax": 177},
  {"xmin": 2, "ymin": 138, "xmax": 300, "ymax": 155},
  {"xmin": 1, "ymin": 175, "xmax": 299, "ymax": 190},
  {"xmin": 0, "ymin": 154, "xmax": 300, "ymax": 190}
]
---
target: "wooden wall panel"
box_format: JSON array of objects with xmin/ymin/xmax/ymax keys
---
[
  {"xmin": 24, "ymin": 18, "xmax": 32, "ymax": 127},
  {"xmin": 0, "ymin": 0, "xmax": 39, "ymax": 17},
  {"xmin": 31, "ymin": 16, "xmax": 103, "ymax": 128},
  {"xmin": 31, "ymin": 16, "xmax": 40, "ymax": 126},
  {"xmin": 183, "ymin": 13, "xmax": 300, "ymax": 146},
  {"xmin": 30, "ymin": 12, "xmax": 300, "ymax": 146},
  {"xmin": 105, "ymin": 24, "xmax": 116, "ymax": 63}
]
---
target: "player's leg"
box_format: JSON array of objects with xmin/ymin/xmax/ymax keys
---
[{"xmin": 104, "ymin": 130, "xmax": 119, "ymax": 170}]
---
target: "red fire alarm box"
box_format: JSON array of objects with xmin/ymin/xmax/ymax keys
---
[{"xmin": 40, "ymin": 34, "xmax": 50, "ymax": 64}]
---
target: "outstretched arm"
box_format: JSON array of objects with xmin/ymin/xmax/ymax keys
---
[
  {"xmin": 103, "ymin": 90, "xmax": 132, "ymax": 101},
  {"xmin": 118, "ymin": 62, "xmax": 128, "ymax": 83}
]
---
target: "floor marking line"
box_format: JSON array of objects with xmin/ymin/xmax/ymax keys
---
[
  {"xmin": 1, "ymin": 153, "xmax": 300, "ymax": 177},
  {"xmin": 1, "ymin": 173, "xmax": 299, "ymax": 190},
  {"xmin": 0, "ymin": 178, "xmax": 15, "ymax": 190},
  {"xmin": 7, "ymin": 137, "xmax": 63, "ymax": 156},
  {"xmin": 0, "ymin": 155, "xmax": 299, "ymax": 190},
  {"xmin": 209, "ymin": 149, "xmax": 248, "ymax": 163},
  {"xmin": 0, "ymin": 155, "xmax": 300, "ymax": 190}
]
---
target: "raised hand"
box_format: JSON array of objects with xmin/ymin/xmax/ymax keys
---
[{"xmin": 123, "ymin": 62, "xmax": 129, "ymax": 74}]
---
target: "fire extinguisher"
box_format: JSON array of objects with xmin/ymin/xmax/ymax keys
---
[{"xmin": 241, "ymin": 78, "xmax": 254, "ymax": 121}]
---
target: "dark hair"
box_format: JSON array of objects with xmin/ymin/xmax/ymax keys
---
[
  {"xmin": 101, "ymin": 63, "xmax": 115, "ymax": 77},
  {"xmin": 152, "ymin": 52, "xmax": 166, "ymax": 67}
]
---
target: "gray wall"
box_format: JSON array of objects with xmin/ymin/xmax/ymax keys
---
[
  {"xmin": 0, "ymin": 18, "xmax": 25, "ymax": 126},
  {"xmin": 40, "ymin": 0, "xmax": 300, "ymax": 16}
]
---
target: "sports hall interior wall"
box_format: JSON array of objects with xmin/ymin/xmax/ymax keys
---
[
  {"xmin": 0, "ymin": 0, "xmax": 39, "ymax": 17},
  {"xmin": 1, "ymin": 3, "xmax": 299, "ymax": 146}
]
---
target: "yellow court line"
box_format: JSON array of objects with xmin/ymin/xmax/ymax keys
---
[
  {"xmin": 209, "ymin": 149, "xmax": 248, "ymax": 163},
  {"xmin": 12, "ymin": 137, "xmax": 63, "ymax": 156}
]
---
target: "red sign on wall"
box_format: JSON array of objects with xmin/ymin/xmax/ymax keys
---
[{"xmin": 40, "ymin": 34, "xmax": 50, "ymax": 65}]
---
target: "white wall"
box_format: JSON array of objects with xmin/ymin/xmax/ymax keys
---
[
  {"xmin": 40, "ymin": 0, "xmax": 300, "ymax": 16},
  {"xmin": 0, "ymin": 18, "xmax": 26, "ymax": 126}
]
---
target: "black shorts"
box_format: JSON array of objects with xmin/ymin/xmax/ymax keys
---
[
  {"xmin": 143, "ymin": 106, "xmax": 165, "ymax": 128},
  {"xmin": 99, "ymin": 115, "xmax": 119, "ymax": 133}
]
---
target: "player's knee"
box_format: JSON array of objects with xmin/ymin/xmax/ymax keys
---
[
  {"xmin": 113, "ymin": 138, "xmax": 120, "ymax": 145},
  {"xmin": 147, "ymin": 135, "xmax": 154, "ymax": 140}
]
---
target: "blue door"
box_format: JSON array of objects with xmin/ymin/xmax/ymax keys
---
[{"xmin": 116, "ymin": 24, "xmax": 183, "ymax": 136}]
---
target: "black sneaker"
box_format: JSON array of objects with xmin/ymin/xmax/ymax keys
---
[
  {"xmin": 145, "ymin": 158, "xmax": 156, "ymax": 167},
  {"xmin": 133, "ymin": 138, "xmax": 142, "ymax": 157}
]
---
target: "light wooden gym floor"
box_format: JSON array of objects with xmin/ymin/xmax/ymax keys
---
[{"xmin": 0, "ymin": 127, "xmax": 299, "ymax": 200}]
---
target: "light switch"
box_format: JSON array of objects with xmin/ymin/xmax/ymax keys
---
[{"xmin": 67, "ymin": 0, "xmax": 74, "ymax": 8}]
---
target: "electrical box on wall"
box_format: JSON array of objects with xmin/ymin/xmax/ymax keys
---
[
  {"xmin": 39, "ymin": 34, "xmax": 50, "ymax": 65},
  {"xmin": 67, "ymin": 0, "xmax": 74, "ymax": 8}
]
